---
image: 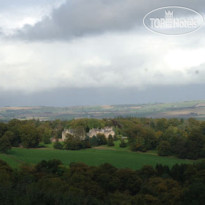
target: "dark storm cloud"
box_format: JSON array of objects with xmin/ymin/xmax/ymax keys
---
[
  {"xmin": 0, "ymin": 84, "xmax": 204, "ymax": 107},
  {"xmin": 0, "ymin": 0, "xmax": 204, "ymax": 107},
  {"xmin": 15, "ymin": 0, "xmax": 205, "ymax": 41}
]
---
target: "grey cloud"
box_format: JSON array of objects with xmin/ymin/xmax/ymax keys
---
[
  {"xmin": 0, "ymin": 0, "xmax": 62, "ymax": 10},
  {"xmin": 14, "ymin": 0, "xmax": 205, "ymax": 41},
  {"xmin": 0, "ymin": 84, "xmax": 204, "ymax": 107},
  {"xmin": 187, "ymin": 64, "xmax": 205, "ymax": 80}
]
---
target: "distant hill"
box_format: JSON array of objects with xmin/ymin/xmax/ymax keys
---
[{"xmin": 0, "ymin": 100, "xmax": 205, "ymax": 121}]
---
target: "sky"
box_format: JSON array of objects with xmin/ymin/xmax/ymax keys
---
[{"xmin": 0, "ymin": 0, "xmax": 205, "ymax": 107}]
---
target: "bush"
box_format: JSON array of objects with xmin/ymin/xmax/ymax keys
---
[
  {"xmin": 119, "ymin": 139, "xmax": 127, "ymax": 148},
  {"xmin": 64, "ymin": 135, "xmax": 84, "ymax": 150},
  {"xmin": 53, "ymin": 141, "xmax": 63, "ymax": 150}
]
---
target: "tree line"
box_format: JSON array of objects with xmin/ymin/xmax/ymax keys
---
[
  {"xmin": 0, "ymin": 118, "xmax": 205, "ymax": 160},
  {"xmin": 121, "ymin": 118, "xmax": 205, "ymax": 159},
  {"xmin": 0, "ymin": 158, "xmax": 205, "ymax": 204},
  {"xmin": 0, "ymin": 119, "xmax": 66, "ymax": 152}
]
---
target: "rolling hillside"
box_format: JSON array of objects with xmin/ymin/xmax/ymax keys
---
[{"xmin": 0, "ymin": 100, "xmax": 205, "ymax": 121}]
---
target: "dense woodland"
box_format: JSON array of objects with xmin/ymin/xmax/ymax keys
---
[
  {"xmin": 0, "ymin": 118, "xmax": 205, "ymax": 159},
  {"xmin": 0, "ymin": 158, "xmax": 205, "ymax": 204},
  {"xmin": 0, "ymin": 118, "xmax": 205, "ymax": 204}
]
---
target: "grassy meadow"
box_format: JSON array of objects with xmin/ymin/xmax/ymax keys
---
[{"xmin": 0, "ymin": 142, "xmax": 196, "ymax": 170}]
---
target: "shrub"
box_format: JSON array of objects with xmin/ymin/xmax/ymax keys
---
[
  {"xmin": 119, "ymin": 139, "xmax": 127, "ymax": 148},
  {"xmin": 53, "ymin": 141, "xmax": 63, "ymax": 150}
]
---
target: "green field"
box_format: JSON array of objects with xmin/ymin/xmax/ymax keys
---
[{"xmin": 0, "ymin": 146, "xmax": 196, "ymax": 170}]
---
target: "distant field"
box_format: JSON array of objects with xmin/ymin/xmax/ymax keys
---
[
  {"xmin": 0, "ymin": 100, "xmax": 205, "ymax": 121},
  {"xmin": 0, "ymin": 146, "xmax": 196, "ymax": 170}
]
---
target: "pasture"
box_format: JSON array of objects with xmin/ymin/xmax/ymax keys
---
[{"xmin": 0, "ymin": 146, "xmax": 195, "ymax": 170}]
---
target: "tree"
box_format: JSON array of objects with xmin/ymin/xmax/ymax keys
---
[
  {"xmin": 35, "ymin": 159, "xmax": 63, "ymax": 175},
  {"xmin": 96, "ymin": 134, "xmax": 107, "ymax": 145},
  {"xmin": 142, "ymin": 177, "xmax": 182, "ymax": 204},
  {"xmin": 90, "ymin": 136, "xmax": 98, "ymax": 146},
  {"xmin": 0, "ymin": 136, "xmax": 11, "ymax": 153},
  {"xmin": 130, "ymin": 136, "xmax": 146, "ymax": 152},
  {"xmin": 7, "ymin": 119, "xmax": 22, "ymax": 146},
  {"xmin": 155, "ymin": 118, "xmax": 169, "ymax": 131},
  {"xmin": 169, "ymin": 135, "xmax": 186, "ymax": 158},
  {"xmin": 53, "ymin": 141, "xmax": 63, "ymax": 150},
  {"xmin": 64, "ymin": 135, "xmax": 83, "ymax": 150},
  {"xmin": 107, "ymin": 135, "xmax": 114, "ymax": 146},
  {"xmin": 2, "ymin": 131, "xmax": 15, "ymax": 146},
  {"xmin": 82, "ymin": 136, "xmax": 91, "ymax": 148},
  {"xmin": 143, "ymin": 128, "xmax": 157, "ymax": 150},
  {"xmin": 183, "ymin": 182, "xmax": 205, "ymax": 205},
  {"xmin": 157, "ymin": 141, "xmax": 171, "ymax": 156},
  {"xmin": 0, "ymin": 122, "xmax": 7, "ymax": 137},
  {"xmin": 20, "ymin": 123, "xmax": 40, "ymax": 148},
  {"xmin": 37, "ymin": 124, "xmax": 52, "ymax": 144},
  {"xmin": 184, "ymin": 128, "xmax": 205, "ymax": 159}
]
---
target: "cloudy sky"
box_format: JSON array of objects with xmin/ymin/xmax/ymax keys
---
[{"xmin": 0, "ymin": 0, "xmax": 205, "ymax": 106}]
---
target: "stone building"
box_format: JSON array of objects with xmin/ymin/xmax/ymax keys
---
[
  {"xmin": 62, "ymin": 127, "xmax": 86, "ymax": 141},
  {"xmin": 60, "ymin": 126, "xmax": 115, "ymax": 141},
  {"xmin": 88, "ymin": 127, "xmax": 115, "ymax": 139}
]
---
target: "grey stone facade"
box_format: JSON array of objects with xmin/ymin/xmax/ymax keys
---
[
  {"xmin": 61, "ymin": 127, "xmax": 115, "ymax": 141},
  {"xmin": 88, "ymin": 127, "xmax": 115, "ymax": 139}
]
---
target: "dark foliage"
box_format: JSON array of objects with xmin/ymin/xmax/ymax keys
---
[
  {"xmin": 0, "ymin": 117, "xmax": 205, "ymax": 159},
  {"xmin": 119, "ymin": 139, "xmax": 127, "ymax": 148},
  {"xmin": 0, "ymin": 159, "xmax": 205, "ymax": 204},
  {"xmin": 107, "ymin": 135, "xmax": 114, "ymax": 146},
  {"xmin": 53, "ymin": 141, "xmax": 63, "ymax": 150}
]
